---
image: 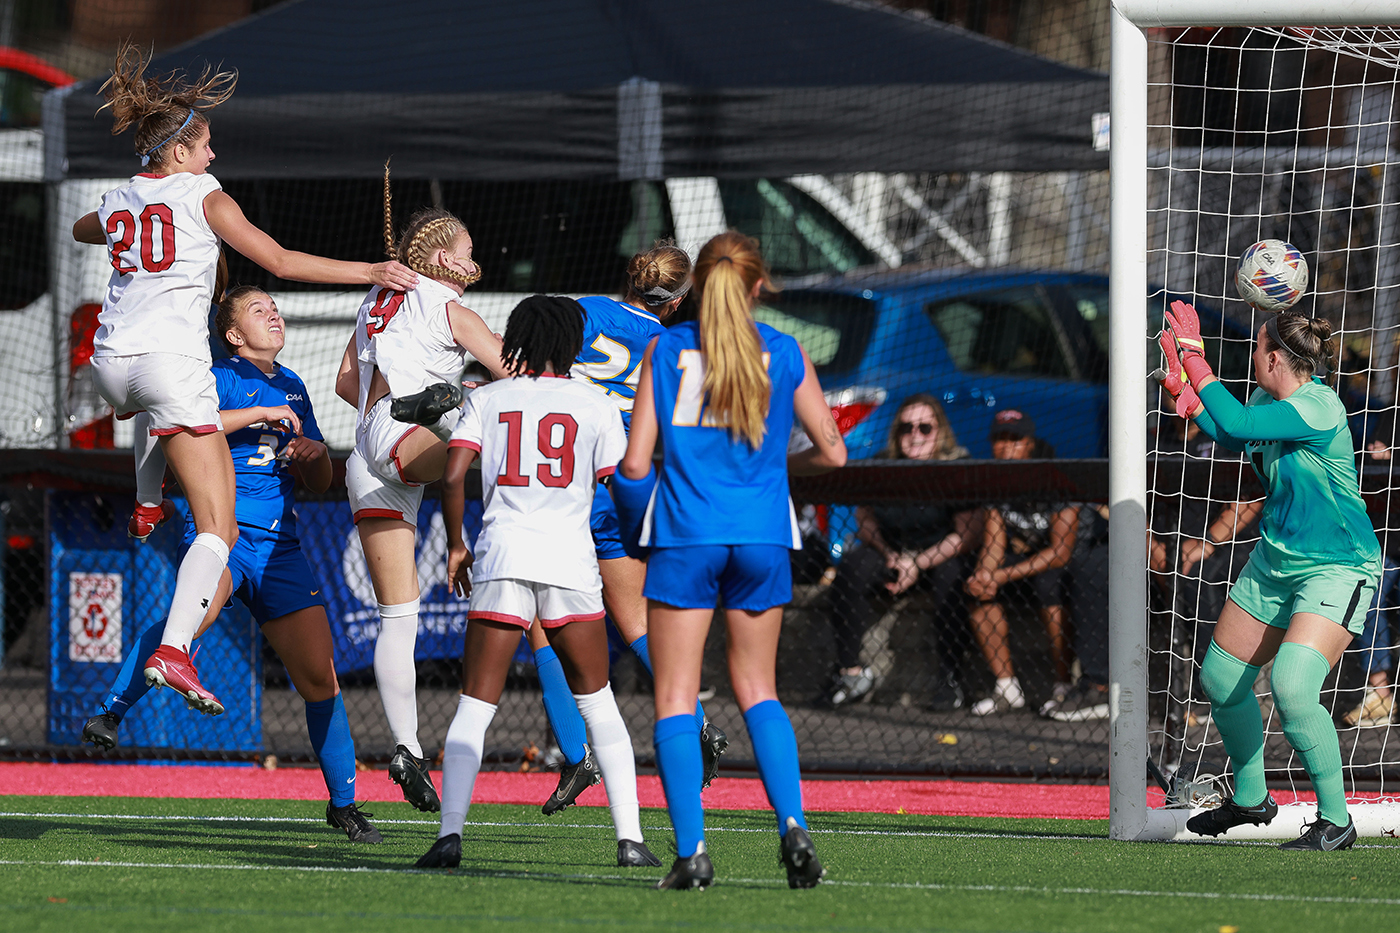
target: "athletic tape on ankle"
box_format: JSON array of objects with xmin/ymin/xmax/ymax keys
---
[
  {"xmin": 379, "ymin": 598, "xmax": 421, "ymax": 619},
  {"xmin": 191, "ymin": 532, "xmax": 230, "ymax": 565}
]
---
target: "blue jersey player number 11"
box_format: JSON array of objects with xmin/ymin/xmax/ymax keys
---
[{"xmin": 615, "ymin": 231, "xmax": 847, "ymax": 891}]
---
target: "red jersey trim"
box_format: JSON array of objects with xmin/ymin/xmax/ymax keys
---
[
  {"xmin": 595, "ymin": 465, "xmax": 617, "ymax": 479},
  {"xmin": 448, "ymin": 439, "xmax": 481, "ymax": 450},
  {"xmin": 353, "ymin": 507, "xmax": 404, "ymax": 523},
  {"xmin": 389, "ymin": 425, "xmax": 426, "ymax": 486},
  {"xmin": 540, "ymin": 610, "xmax": 607, "ymax": 628},
  {"xmin": 150, "ymin": 423, "xmax": 219, "ymax": 437},
  {"xmin": 467, "ymin": 610, "xmax": 531, "ymax": 629}
]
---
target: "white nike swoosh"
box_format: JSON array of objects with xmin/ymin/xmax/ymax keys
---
[{"xmin": 346, "ymin": 777, "xmax": 354, "ymax": 784}]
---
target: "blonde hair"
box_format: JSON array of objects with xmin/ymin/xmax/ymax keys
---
[
  {"xmin": 99, "ymin": 41, "xmax": 236, "ymax": 167},
  {"xmin": 625, "ymin": 240, "xmax": 691, "ymax": 309},
  {"xmin": 381, "ymin": 161, "xmax": 481, "ymax": 289},
  {"xmin": 692, "ymin": 231, "xmax": 772, "ymax": 448}
]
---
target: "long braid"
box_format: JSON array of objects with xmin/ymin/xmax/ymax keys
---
[
  {"xmin": 385, "ymin": 207, "xmax": 483, "ymax": 290},
  {"xmin": 382, "ymin": 160, "xmax": 396, "ymax": 259}
]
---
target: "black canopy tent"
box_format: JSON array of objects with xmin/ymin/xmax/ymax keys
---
[{"xmin": 52, "ymin": 0, "xmax": 1108, "ymax": 181}]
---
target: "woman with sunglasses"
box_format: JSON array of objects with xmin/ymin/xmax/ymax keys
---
[{"xmin": 824, "ymin": 394, "xmax": 977, "ymax": 709}]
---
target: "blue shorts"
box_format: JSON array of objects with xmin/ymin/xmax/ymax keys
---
[
  {"xmin": 643, "ymin": 545, "xmax": 792, "ymax": 611},
  {"xmin": 590, "ymin": 484, "xmax": 628, "ymax": 561},
  {"xmin": 182, "ymin": 522, "xmax": 326, "ymax": 626}
]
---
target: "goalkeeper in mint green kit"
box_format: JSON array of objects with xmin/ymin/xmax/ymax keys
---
[{"xmin": 1158, "ymin": 302, "xmax": 1379, "ymax": 851}]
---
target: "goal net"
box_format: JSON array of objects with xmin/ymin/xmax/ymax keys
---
[{"xmin": 1110, "ymin": 9, "xmax": 1400, "ymax": 839}]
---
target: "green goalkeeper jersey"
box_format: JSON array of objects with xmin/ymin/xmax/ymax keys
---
[{"xmin": 1193, "ymin": 377, "xmax": 1380, "ymax": 572}]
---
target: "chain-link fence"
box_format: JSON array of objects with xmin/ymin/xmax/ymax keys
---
[{"xmin": 1, "ymin": 451, "xmax": 1114, "ymax": 777}]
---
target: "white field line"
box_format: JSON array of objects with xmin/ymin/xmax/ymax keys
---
[
  {"xmin": 4, "ymin": 810, "xmax": 1399, "ymax": 850},
  {"xmin": 2, "ymin": 858, "xmax": 1399, "ymax": 906},
  {"xmin": 0, "ymin": 810, "xmax": 1108, "ymax": 842}
]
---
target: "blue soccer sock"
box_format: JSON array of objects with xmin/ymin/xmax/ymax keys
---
[
  {"xmin": 630, "ymin": 635, "xmax": 707, "ymax": 731},
  {"xmin": 654, "ymin": 713, "xmax": 705, "ymax": 857},
  {"xmin": 100, "ymin": 620, "xmax": 167, "ymax": 721},
  {"xmin": 534, "ymin": 644, "xmax": 587, "ymax": 767},
  {"xmin": 305, "ymin": 693, "xmax": 358, "ymax": 809},
  {"xmin": 743, "ymin": 699, "xmax": 808, "ymax": 837}
]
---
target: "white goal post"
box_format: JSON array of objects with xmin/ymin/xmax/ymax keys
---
[{"xmin": 1109, "ymin": 1, "xmax": 1400, "ymax": 841}]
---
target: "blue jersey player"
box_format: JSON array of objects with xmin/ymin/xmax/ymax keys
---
[
  {"xmin": 82, "ymin": 287, "xmax": 380, "ymax": 843},
  {"xmin": 511, "ymin": 244, "xmax": 729, "ymax": 816},
  {"xmin": 615, "ymin": 232, "xmax": 846, "ymax": 890}
]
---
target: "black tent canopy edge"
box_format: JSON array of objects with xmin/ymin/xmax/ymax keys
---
[{"xmin": 53, "ymin": 0, "xmax": 1108, "ymax": 181}]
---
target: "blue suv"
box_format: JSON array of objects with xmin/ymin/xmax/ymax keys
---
[{"xmin": 756, "ymin": 269, "xmax": 1251, "ymax": 459}]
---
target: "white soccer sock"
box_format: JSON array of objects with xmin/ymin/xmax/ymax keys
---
[
  {"xmin": 374, "ymin": 600, "xmax": 423, "ymax": 758},
  {"xmin": 574, "ymin": 682, "xmax": 643, "ymax": 843},
  {"xmin": 439, "ymin": 693, "xmax": 496, "ymax": 839},
  {"xmin": 159, "ymin": 533, "xmax": 230, "ymax": 651},
  {"xmin": 132, "ymin": 413, "xmax": 166, "ymax": 508}
]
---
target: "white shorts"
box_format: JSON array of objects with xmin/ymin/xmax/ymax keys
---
[
  {"xmin": 91, "ymin": 353, "xmax": 222, "ymax": 435},
  {"xmin": 345, "ymin": 447, "xmax": 424, "ymax": 526},
  {"xmin": 356, "ymin": 396, "xmax": 437, "ymax": 485},
  {"xmin": 468, "ymin": 578, "xmax": 605, "ymax": 629}
]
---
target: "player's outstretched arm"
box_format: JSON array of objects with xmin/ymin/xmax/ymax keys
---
[
  {"xmin": 442, "ymin": 445, "xmax": 477, "ymax": 598},
  {"xmin": 221, "ymin": 404, "xmax": 301, "ymax": 436},
  {"xmin": 620, "ymin": 342, "xmax": 660, "ymax": 480},
  {"xmin": 72, "ymin": 211, "xmax": 105, "ymax": 245},
  {"xmin": 204, "ymin": 191, "xmax": 418, "ymax": 290},
  {"xmin": 789, "ymin": 347, "xmax": 847, "ymax": 476},
  {"xmin": 448, "ymin": 303, "xmax": 510, "ymax": 381}
]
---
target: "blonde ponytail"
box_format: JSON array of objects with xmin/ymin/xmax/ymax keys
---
[{"xmin": 693, "ymin": 232, "xmax": 772, "ymax": 448}]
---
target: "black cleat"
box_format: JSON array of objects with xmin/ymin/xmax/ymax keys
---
[
  {"xmin": 326, "ymin": 802, "xmax": 383, "ymax": 843},
  {"xmin": 618, "ymin": 839, "xmax": 662, "ymax": 867},
  {"xmin": 700, "ymin": 721, "xmax": 728, "ymax": 789},
  {"xmin": 656, "ymin": 846, "xmax": 715, "ymax": 890},
  {"xmin": 780, "ymin": 818, "xmax": 825, "ymax": 888},
  {"xmin": 82, "ymin": 712, "xmax": 120, "ymax": 751},
  {"xmin": 388, "ymin": 745, "xmax": 441, "ymax": 812},
  {"xmin": 415, "ymin": 833, "xmax": 462, "ymax": 868},
  {"xmin": 1279, "ymin": 815, "xmax": 1357, "ymax": 851},
  {"xmin": 542, "ymin": 745, "xmax": 600, "ymax": 815},
  {"xmin": 1186, "ymin": 794, "xmax": 1278, "ymax": 837},
  {"xmin": 391, "ymin": 382, "xmax": 463, "ymax": 426}
]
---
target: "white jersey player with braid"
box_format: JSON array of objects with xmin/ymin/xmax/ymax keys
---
[
  {"xmin": 334, "ymin": 182, "xmax": 508, "ymax": 812},
  {"xmin": 72, "ymin": 42, "xmax": 416, "ymax": 718}
]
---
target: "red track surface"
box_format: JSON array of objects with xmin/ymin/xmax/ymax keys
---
[{"xmin": 0, "ymin": 763, "xmax": 1348, "ymax": 818}]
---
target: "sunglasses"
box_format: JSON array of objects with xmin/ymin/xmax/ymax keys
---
[{"xmin": 897, "ymin": 421, "xmax": 935, "ymax": 437}]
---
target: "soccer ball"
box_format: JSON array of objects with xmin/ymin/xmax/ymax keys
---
[{"xmin": 1235, "ymin": 239, "xmax": 1308, "ymax": 311}]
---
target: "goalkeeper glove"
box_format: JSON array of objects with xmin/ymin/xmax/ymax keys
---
[
  {"xmin": 1164, "ymin": 299, "xmax": 1215, "ymax": 386},
  {"xmin": 1155, "ymin": 330, "xmax": 1201, "ymax": 419}
]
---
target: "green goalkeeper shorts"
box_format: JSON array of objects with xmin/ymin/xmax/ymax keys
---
[{"xmin": 1228, "ymin": 552, "xmax": 1379, "ymax": 636}]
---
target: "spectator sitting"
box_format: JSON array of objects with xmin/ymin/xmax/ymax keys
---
[
  {"xmin": 824, "ymin": 394, "xmax": 977, "ymax": 708},
  {"xmin": 1345, "ymin": 405, "xmax": 1400, "ymax": 726},
  {"xmin": 964, "ymin": 410, "xmax": 1078, "ymax": 717}
]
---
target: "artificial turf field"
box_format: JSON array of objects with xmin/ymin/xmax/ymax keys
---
[{"xmin": 3, "ymin": 795, "xmax": 1399, "ymax": 932}]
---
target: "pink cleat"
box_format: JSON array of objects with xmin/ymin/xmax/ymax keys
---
[
  {"xmin": 143, "ymin": 645, "xmax": 224, "ymax": 716},
  {"xmin": 129, "ymin": 499, "xmax": 177, "ymax": 542}
]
